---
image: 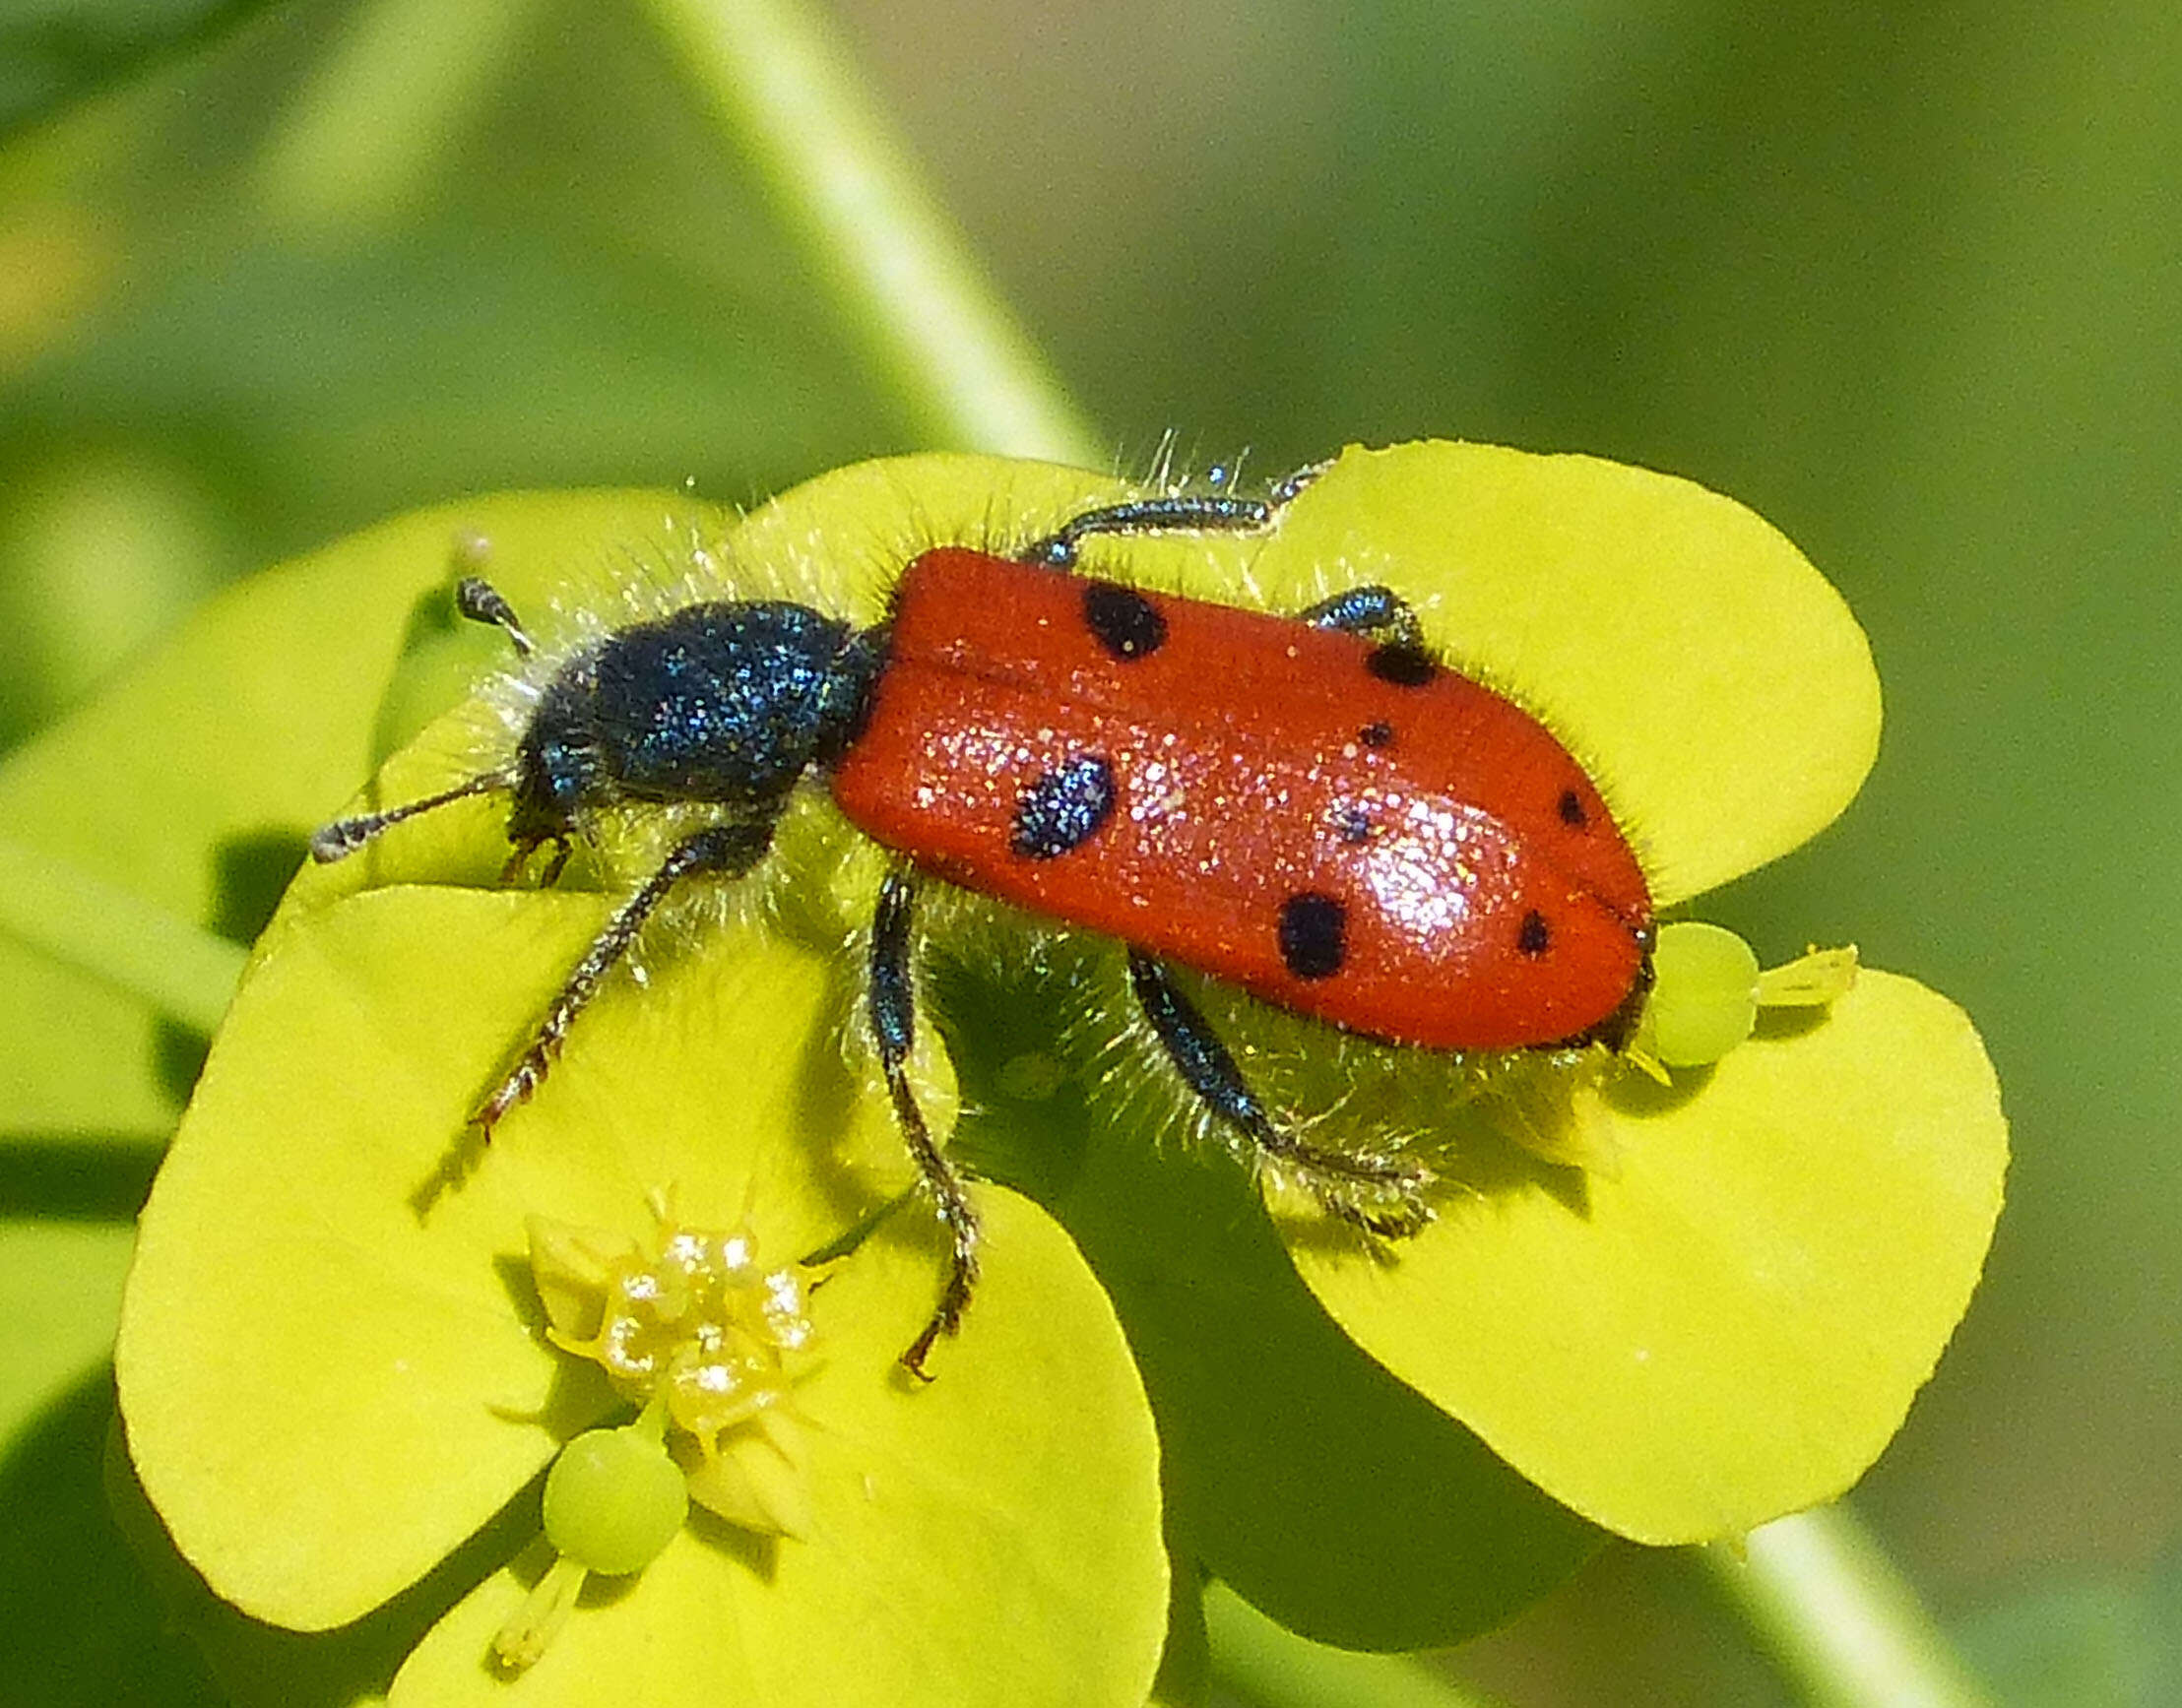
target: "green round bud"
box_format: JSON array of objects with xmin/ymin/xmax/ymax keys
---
[
  {"xmin": 1646, "ymin": 921, "xmax": 1761, "ymax": 1067},
  {"xmin": 542, "ymin": 1426, "xmax": 688, "ymax": 1576},
  {"xmin": 995, "ymin": 1049, "xmax": 1067, "ymax": 1103}
]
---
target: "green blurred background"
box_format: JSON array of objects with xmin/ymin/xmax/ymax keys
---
[{"xmin": 1, "ymin": 1, "xmax": 2177, "ymax": 1703}]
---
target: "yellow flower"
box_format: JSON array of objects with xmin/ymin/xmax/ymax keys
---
[
  {"xmin": 113, "ymin": 465, "xmax": 1181, "ymax": 1705},
  {"xmin": 978, "ymin": 445, "xmax": 1999, "ymax": 1580},
  {"xmin": 1241, "ymin": 448, "xmax": 2003, "ymax": 1548},
  {"xmin": 113, "ymin": 443, "xmax": 2003, "ymax": 1682}
]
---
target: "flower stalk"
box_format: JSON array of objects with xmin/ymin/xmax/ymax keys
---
[
  {"xmin": 1699, "ymin": 1504, "xmax": 1996, "ymax": 1708},
  {"xmin": 633, "ymin": 0, "xmax": 1101, "ymax": 464}
]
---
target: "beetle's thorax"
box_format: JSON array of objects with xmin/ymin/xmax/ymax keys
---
[{"xmin": 507, "ymin": 600, "xmax": 878, "ymax": 847}]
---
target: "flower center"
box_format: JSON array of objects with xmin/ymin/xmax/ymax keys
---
[
  {"xmin": 552, "ymin": 1216, "xmax": 814, "ymax": 1444},
  {"xmin": 495, "ymin": 1198, "xmax": 820, "ymax": 1672}
]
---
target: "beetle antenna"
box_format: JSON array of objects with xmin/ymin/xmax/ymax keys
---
[
  {"xmin": 455, "ymin": 576, "xmax": 536, "ymax": 658},
  {"xmin": 310, "ymin": 773, "xmax": 505, "ymax": 862}
]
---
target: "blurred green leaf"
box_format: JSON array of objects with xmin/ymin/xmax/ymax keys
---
[
  {"xmin": 1952, "ymin": 1554, "xmax": 2182, "ymax": 1708},
  {"xmin": 11, "ymin": 224, "xmax": 892, "ymax": 532},
  {"xmin": 1152, "ymin": 1556, "xmax": 1211, "ymax": 1708},
  {"xmin": 0, "ymin": 1373, "xmax": 225, "ymax": 1706},
  {"xmin": 0, "ymin": 1215, "xmax": 137, "ymax": 1444},
  {"xmin": 1205, "ymin": 1579, "xmax": 1503, "ymax": 1708},
  {"xmin": 0, "ymin": 0, "xmax": 273, "ymax": 140},
  {"xmin": 0, "ymin": 448, "xmax": 229, "ymax": 749}
]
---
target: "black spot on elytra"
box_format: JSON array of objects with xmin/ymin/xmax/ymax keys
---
[
  {"xmin": 1278, "ymin": 892, "xmax": 1348, "ymax": 980},
  {"xmin": 1558, "ymin": 788, "xmax": 1588, "ymax": 828},
  {"xmin": 1083, "ymin": 582, "xmax": 1167, "ymax": 661},
  {"xmin": 1366, "ymin": 642, "xmax": 1436, "ymax": 687},
  {"xmin": 1011, "ymin": 755, "xmax": 1117, "ymax": 859},
  {"xmin": 1358, "ymin": 720, "xmax": 1394, "ymax": 749},
  {"xmin": 1518, "ymin": 911, "xmax": 1551, "ymax": 956}
]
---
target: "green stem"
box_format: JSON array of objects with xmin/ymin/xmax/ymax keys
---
[
  {"xmin": 634, "ymin": 0, "xmax": 1103, "ymax": 465},
  {"xmin": 1698, "ymin": 1505, "xmax": 1994, "ymax": 1708},
  {"xmin": 252, "ymin": 0, "xmax": 547, "ymax": 228},
  {"xmin": 1204, "ymin": 1581, "xmax": 1504, "ymax": 1708},
  {"xmin": 0, "ymin": 837, "xmax": 244, "ymax": 1036}
]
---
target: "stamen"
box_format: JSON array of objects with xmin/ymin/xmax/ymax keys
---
[{"xmin": 492, "ymin": 1554, "xmax": 588, "ymax": 1675}]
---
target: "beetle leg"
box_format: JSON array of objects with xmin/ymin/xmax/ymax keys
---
[
  {"xmin": 474, "ymin": 820, "xmax": 772, "ymax": 1133},
  {"xmin": 869, "ymin": 870, "xmax": 981, "ymax": 1379},
  {"xmin": 1125, "ymin": 951, "xmax": 1432, "ymax": 1237},
  {"xmin": 1026, "ymin": 494, "xmax": 1272, "ymax": 568},
  {"xmin": 1263, "ymin": 457, "xmax": 1332, "ymax": 507},
  {"xmin": 501, "ymin": 832, "xmax": 574, "ymax": 888},
  {"xmin": 1297, "ymin": 585, "xmax": 1426, "ymax": 651},
  {"xmin": 1025, "ymin": 459, "xmax": 1329, "ymax": 569}
]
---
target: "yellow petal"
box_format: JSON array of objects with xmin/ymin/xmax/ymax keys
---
[
  {"xmin": 115, "ymin": 456, "xmax": 1178, "ymax": 1652},
  {"xmin": 1289, "ymin": 970, "xmax": 2006, "ymax": 1542},
  {"xmin": 117, "ymin": 875, "xmax": 951, "ymax": 1626},
  {"xmin": 391, "ymin": 1192, "xmax": 1165, "ymax": 1708},
  {"xmin": 717, "ymin": 450, "xmax": 1148, "ymax": 626},
  {"xmin": 1248, "ymin": 442, "xmax": 1883, "ymax": 904}
]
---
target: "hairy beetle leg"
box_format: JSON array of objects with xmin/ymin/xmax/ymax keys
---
[
  {"xmin": 869, "ymin": 872, "xmax": 980, "ymax": 1380},
  {"xmin": 1126, "ymin": 951, "xmax": 1436, "ymax": 1239},
  {"xmin": 471, "ymin": 822, "xmax": 773, "ymax": 1134}
]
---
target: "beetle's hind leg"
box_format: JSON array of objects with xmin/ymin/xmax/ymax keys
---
[
  {"xmin": 869, "ymin": 872, "xmax": 981, "ymax": 1378},
  {"xmin": 1125, "ymin": 951, "xmax": 1432, "ymax": 1237},
  {"xmin": 475, "ymin": 820, "xmax": 772, "ymax": 1133},
  {"xmin": 1024, "ymin": 458, "xmax": 1330, "ymax": 569}
]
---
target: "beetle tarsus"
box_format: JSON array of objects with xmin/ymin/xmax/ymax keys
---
[
  {"xmin": 1298, "ymin": 583, "xmax": 1426, "ymax": 650},
  {"xmin": 1022, "ymin": 465, "xmax": 1316, "ymax": 568}
]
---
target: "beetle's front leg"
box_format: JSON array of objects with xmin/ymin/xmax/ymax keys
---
[
  {"xmin": 869, "ymin": 871, "xmax": 981, "ymax": 1378},
  {"xmin": 475, "ymin": 820, "xmax": 773, "ymax": 1133}
]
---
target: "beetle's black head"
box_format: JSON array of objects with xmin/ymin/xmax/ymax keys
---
[
  {"xmin": 312, "ymin": 591, "xmax": 886, "ymax": 882},
  {"xmin": 503, "ymin": 665, "xmax": 603, "ymax": 862}
]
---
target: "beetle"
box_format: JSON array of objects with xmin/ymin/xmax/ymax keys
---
[{"xmin": 312, "ymin": 469, "xmax": 1656, "ymax": 1374}]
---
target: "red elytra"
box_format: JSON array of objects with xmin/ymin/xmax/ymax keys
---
[{"xmin": 831, "ymin": 546, "xmax": 1653, "ymax": 1050}]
